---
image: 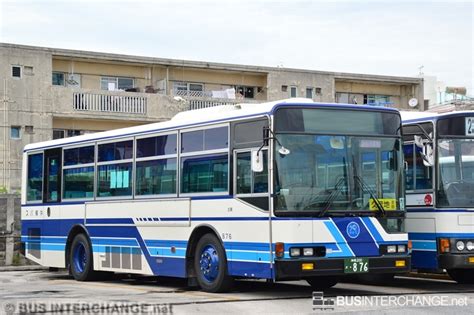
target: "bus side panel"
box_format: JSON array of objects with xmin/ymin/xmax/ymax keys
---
[
  {"xmin": 84, "ymin": 199, "xmax": 191, "ymax": 276},
  {"xmin": 189, "ymin": 198, "xmax": 272, "ymax": 279},
  {"xmin": 406, "ymin": 214, "xmax": 438, "ymax": 269},
  {"xmin": 21, "ymin": 206, "xmax": 65, "ymax": 268}
]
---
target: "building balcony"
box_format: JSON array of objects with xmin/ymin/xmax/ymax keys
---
[
  {"xmin": 172, "ymin": 88, "xmax": 260, "ymax": 110},
  {"xmin": 51, "ymin": 87, "xmax": 187, "ymax": 122}
]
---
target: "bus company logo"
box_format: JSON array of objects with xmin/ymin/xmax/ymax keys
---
[{"xmin": 346, "ymin": 222, "xmax": 360, "ymax": 239}]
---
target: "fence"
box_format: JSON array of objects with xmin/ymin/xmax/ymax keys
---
[{"xmin": 73, "ymin": 92, "xmax": 147, "ymax": 114}]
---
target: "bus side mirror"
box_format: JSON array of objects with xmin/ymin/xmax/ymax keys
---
[
  {"xmin": 414, "ymin": 135, "xmax": 434, "ymax": 167},
  {"xmin": 251, "ymin": 149, "xmax": 264, "ymax": 172}
]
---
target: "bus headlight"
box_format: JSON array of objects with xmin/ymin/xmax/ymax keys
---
[
  {"xmin": 290, "ymin": 248, "xmax": 301, "ymax": 257},
  {"xmin": 466, "ymin": 241, "xmax": 474, "ymax": 251},
  {"xmin": 456, "ymin": 241, "xmax": 465, "ymax": 251},
  {"xmin": 397, "ymin": 245, "xmax": 406, "ymax": 253},
  {"xmin": 303, "ymin": 248, "xmax": 314, "ymax": 256},
  {"xmin": 387, "ymin": 245, "xmax": 397, "ymax": 253}
]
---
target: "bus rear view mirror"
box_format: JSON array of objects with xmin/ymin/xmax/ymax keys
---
[
  {"xmin": 414, "ymin": 135, "xmax": 434, "ymax": 167},
  {"xmin": 251, "ymin": 150, "xmax": 264, "ymax": 172}
]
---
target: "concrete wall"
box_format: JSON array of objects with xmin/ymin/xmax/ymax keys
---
[
  {"xmin": 51, "ymin": 86, "xmax": 188, "ymax": 123},
  {"xmin": 266, "ymin": 70, "xmax": 335, "ymax": 102},
  {"xmin": 0, "ymin": 194, "xmax": 23, "ymax": 266},
  {"xmin": 0, "ymin": 46, "xmax": 54, "ymax": 193},
  {"xmin": 52, "ymin": 58, "xmax": 268, "ymax": 101}
]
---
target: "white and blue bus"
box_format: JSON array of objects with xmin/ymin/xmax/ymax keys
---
[
  {"xmin": 402, "ymin": 111, "xmax": 474, "ymax": 283},
  {"xmin": 21, "ymin": 99, "xmax": 410, "ymax": 292}
]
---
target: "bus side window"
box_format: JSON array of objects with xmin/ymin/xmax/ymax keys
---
[
  {"xmin": 236, "ymin": 151, "xmax": 268, "ymax": 195},
  {"xmin": 403, "ymin": 142, "xmax": 433, "ymax": 191},
  {"xmin": 97, "ymin": 140, "xmax": 134, "ymax": 197},
  {"xmin": 27, "ymin": 153, "xmax": 43, "ymax": 202},
  {"xmin": 403, "ymin": 144, "xmax": 414, "ymax": 190},
  {"xmin": 414, "ymin": 145, "xmax": 433, "ymax": 190},
  {"xmin": 43, "ymin": 148, "xmax": 62, "ymax": 203},
  {"xmin": 180, "ymin": 126, "xmax": 229, "ymax": 194}
]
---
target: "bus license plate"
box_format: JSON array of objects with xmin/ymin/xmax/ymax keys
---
[{"xmin": 344, "ymin": 258, "xmax": 369, "ymax": 273}]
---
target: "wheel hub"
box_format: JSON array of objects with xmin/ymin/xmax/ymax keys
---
[{"xmin": 199, "ymin": 245, "xmax": 219, "ymax": 282}]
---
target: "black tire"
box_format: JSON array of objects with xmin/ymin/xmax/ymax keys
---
[
  {"xmin": 69, "ymin": 233, "xmax": 99, "ymax": 281},
  {"xmin": 306, "ymin": 276, "xmax": 339, "ymax": 290},
  {"xmin": 447, "ymin": 269, "xmax": 474, "ymax": 284},
  {"xmin": 194, "ymin": 233, "xmax": 234, "ymax": 292}
]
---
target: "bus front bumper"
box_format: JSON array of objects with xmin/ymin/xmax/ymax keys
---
[
  {"xmin": 439, "ymin": 254, "xmax": 474, "ymax": 269},
  {"xmin": 274, "ymin": 256, "xmax": 411, "ymax": 280}
]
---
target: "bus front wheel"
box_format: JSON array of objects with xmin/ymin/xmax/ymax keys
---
[
  {"xmin": 447, "ymin": 269, "xmax": 474, "ymax": 284},
  {"xmin": 194, "ymin": 233, "xmax": 234, "ymax": 292},
  {"xmin": 69, "ymin": 233, "xmax": 98, "ymax": 281},
  {"xmin": 306, "ymin": 276, "xmax": 339, "ymax": 290}
]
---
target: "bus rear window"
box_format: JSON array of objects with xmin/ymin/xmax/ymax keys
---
[{"xmin": 27, "ymin": 153, "xmax": 43, "ymax": 202}]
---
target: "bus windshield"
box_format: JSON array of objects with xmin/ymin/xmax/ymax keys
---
[
  {"xmin": 437, "ymin": 138, "xmax": 474, "ymax": 208},
  {"xmin": 273, "ymin": 108, "xmax": 403, "ymax": 216}
]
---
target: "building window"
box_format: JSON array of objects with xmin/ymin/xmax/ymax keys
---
[
  {"xmin": 24, "ymin": 66, "xmax": 34, "ymax": 75},
  {"xmin": 315, "ymin": 87, "xmax": 322, "ymax": 94},
  {"xmin": 67, "ymin": 130, "xmax": 82, "ymax": 138},
  {"xmin": 281, "ymin": 85, "xmax": 288, "ymax": 92},
  {"xmin": 52, "ymin": 72, "xmax": 65, "ymax": 86},
  {"xmin": 10, "ymin": 126, "xmax": 21, "ymax": 139},
  {"xmin": 306, "ymin": 87, "xmax": 313, "ymax": 99},
  {"xmin": 235, "ymin": 86, "xmax": 255, "ymax": 99},
  {"xmin": 11, "ymin": 66, "xmax": 21, "ymax": 78},
  {"xmin": 364, "ymin": 94, "xmax": 391, "ymax": 106},
  {"xmin": 173, "ymin": 82, "xmax": 204, "ymax": 96},
  {"xmin": 290, "ymin": 86, "xmax": 297, "ymax": 98},
  {"xmin": 25, "ymin": 126, "xmax": 34, "ymax": 134},
  {"xmin": 100, "ymin": 77, "xmax": 134, "ymax": 91},
  {"xmin": 53, "ymin": 129, "xmax": 65, "ymax": 139}
]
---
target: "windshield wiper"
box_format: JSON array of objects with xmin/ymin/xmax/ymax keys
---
[
  {"xmin": 353, "ymin": 175, "xmax": 386, "ymax": 217},
  {"xmin": 318, "ymin": 177, "xmax": 346, "ymax": 217}
]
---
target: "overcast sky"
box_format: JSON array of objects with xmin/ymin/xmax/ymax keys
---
[{"xmin": 1, "ymin": 0, "xmax": 472, "ymax": 94}]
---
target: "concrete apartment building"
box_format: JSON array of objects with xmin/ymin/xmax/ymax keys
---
[{"xmin": 0, "ymin": 43, "xmax": 424, "ymax": 192}]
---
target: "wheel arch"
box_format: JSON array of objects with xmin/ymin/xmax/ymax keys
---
[
  {"xmin": 65, "ymin": 224, "xmax": 92, "ymax": 270},
  {"xmin": 186, "ymin": 224, "xmax": 225, "ymax": 278}
]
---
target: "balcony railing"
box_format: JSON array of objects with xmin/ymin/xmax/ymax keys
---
[
  {"xmin": 73, "ymin": 92, "xmax": 147, "ymax": 114},
  {"xmin": 174, "ymin": 89, "xmax": 212, "ymax": 98}
]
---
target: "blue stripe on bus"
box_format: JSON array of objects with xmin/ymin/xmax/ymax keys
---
[
  {"xmin": 411, "ymin": 240, "xmax": 437, "ymax": 251},
  {"xmin": 228, "ymin": 251, "xmax": 272, "ymax": 263},
  {"xmin": 407, "ymin": 208, "xmax": 474, "ymax": 213},
  {"xmin": 87, "ymin": 218, "xmax": 135, "ymax": 225},
  {"xmin": 21, "ymin": 236, "xmax": 67, "ymax": 244},
  {"xmin": 228, "ymin": 260, "xmax": 272, "ymax": 278},
  {"xmin": 360, "ymin": 217, "xmax": 384, "ymax": 243},
  {"xmin": 323, "ymin": 221, "xmax": 354, "ymax": 257},
  {"xmin": 411, "ymin": 250, "xmax": 438, "ymax": 270},
  {"xmin": 409, "ymin": 232, "xmax": 474, "ymax": 239},
  {"xmin": 91, "ymin": 238, "xmax": 139, "ymax": 246},
  {"xmin": 145, "ymin": 240, "xmax": 188, "ymax": 248},
  {"xmin": 333, "ymin": 217, "xmax": 380, "ymax": 257}
]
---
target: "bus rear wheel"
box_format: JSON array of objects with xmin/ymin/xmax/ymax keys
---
[
  {"xmin": 194, "ymin": 233, "xmax": 234, "ymax": 293},
  {"xmin": 447, "ymin": 269, "xmax": 474, "ymax": 284},
  {"xmin": 306, "ymin": 276, "xmax": 339, "ymax": 290},
  {"xmin": 69, "ymin": 233, "xmax": 98, "ymax": 281}
]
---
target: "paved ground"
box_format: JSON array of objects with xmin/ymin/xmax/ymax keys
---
[{"xmin": 1, "ymin": 270, "xmax": 474, "ymax": 314}]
